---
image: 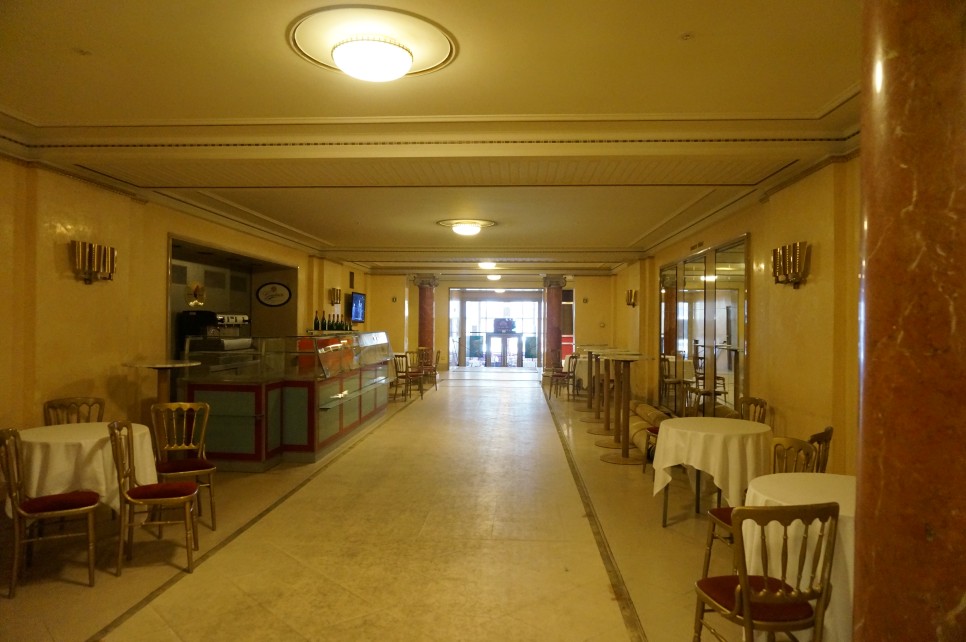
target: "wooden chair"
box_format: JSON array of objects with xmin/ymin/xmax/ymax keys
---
[
  {"xmin": 150, "ymin": 402, "xmax": 217, "ymax": 530},
  {"xmin": 107, "ymin": 421, "xmax": 199, "ymax": 575},
  {"xmin": 694, "ymin": 502, "xmax": 840, "ymax": 642},
  {"xmin": 0, "ymin": 428, "xmax": 99, "ymax": 597},
  {"xmin": 702, "ymin": 434, "xmax": 819, "ymax": 577},
  {"xmin": 395, "ymin": 353, "xmax": 423, "ymax": 400},
  {"xmin": 809, "ymin": 426, "xmax": 834, "ymax": 473},
  {"xmin": 772, "ymin": 436, "xmax": 817, "ymax": 473},
  {"xmin": 422, "ymin": 349, "xmax": 440, "ymax": 391},
  {"xmin": 737, "ymin": 396, "xmax": 767, "ymax": 423},
  {"xmin": 551, "ymin": 354, "xmax": 578, "ymax": 399},
  {"xmin": 43, "ymin": 397, "xmax": 105, "ymax": 425}
]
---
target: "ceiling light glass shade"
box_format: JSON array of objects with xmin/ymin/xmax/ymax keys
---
[
  {"xmin": 452, "ymin": 223, "xmax": 482, "ymax": 236},
  {"xmin": 331, "ymin": 36, "xmax": 413, "ymax": 82},
  {"xmin": 487, "ymin": 274, "xmax": 502, "ymax": 281}
]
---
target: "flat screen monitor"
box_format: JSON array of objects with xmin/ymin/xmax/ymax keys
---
[{"xmin": 349, "ymin": 291, "xmax": 366, "ymax": 323}]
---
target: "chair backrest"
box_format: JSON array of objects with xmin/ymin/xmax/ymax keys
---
[
  {"xmin": 392, "ymin": 354, "xmax": 408, "ymax": 380},
  {"xmin": 738, "ymin": 396, "xmax": 768, "ymax": 423},
  {"xmin": 43, "ymin": 397, "xmax": 105, "ymax": 425},
  {"xmin": 772, "ymin": 437, "xmax": 817, "ymax": 472},
  {"xmin": 731, "ymin": 502, "xmax": 840, "ymax": 640},
  {"xmin": 683, "ymin": 384, "xmax": 702, "ymax": 416},
  {"xmin": 107, "ymin": 420, "xmax": 142, "ymax": 493},
  {"xmin": 566, "ymin": 353, "xmax": 579, "ymax": 375},
  {"xmin": 0, "ymin": 428, "xmax": 27, "ymax": 508},
  {"xmin": 809, "ymin": 426, "xmax": 834, "ymax": 473},
  {"xmin": 150, "ymin": 402, "xmax": 211, "ymax": 463}
]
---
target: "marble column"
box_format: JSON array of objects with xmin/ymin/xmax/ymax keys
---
[
  {"xmin": 856, "ymin": 2, "xmax": 965, "ymax": 640},
  {"xmin": 543, "ymin": 275, "xmax": 566, "ymax": 367},
  {"xmin": 415, "ymin": 275, "xmax": 438, "ymax": 354}
]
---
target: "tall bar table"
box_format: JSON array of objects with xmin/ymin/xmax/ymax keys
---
[
  {"xmin": 124, "ymin": 359, "xmax": 201, "ymax": 403},
  {"xmin": 600, "ymin": 354, "xmax": 645, "ymax": 465}
]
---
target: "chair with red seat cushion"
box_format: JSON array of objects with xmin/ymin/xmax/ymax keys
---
[
  {"xmin": 150, "ymin": 402, "xmax": 217, "ymax": 530},
  {"xmin": 693, "ymin": 502, "xmax": 840, "ymax": 641},
  {"xmin": 107, "ymin": 421, "xmax": 199, "ymax": 575},
  {"xmin": 0, "ymin": 428, "xmax": 99, "ymax": 597}
]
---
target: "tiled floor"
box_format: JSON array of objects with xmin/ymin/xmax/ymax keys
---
[{"xmin": 0, "ymin": 368, "xmax": 736, "ymax": 641}]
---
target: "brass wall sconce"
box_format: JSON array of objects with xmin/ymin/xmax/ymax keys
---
[
  {"xmin": 329, "ymin": 287, "xmax": 342, "ymax": 305},
  {"xmin": 772, "ymin": 241, "xmax": 809, "ymax": 288},
  {"xmin": 625, "ymin": 289, "xmax": 638, "ymax": 307},
  {"xmin": 71, "ymin": 240, "xmax": 117, "ymax": 284}
]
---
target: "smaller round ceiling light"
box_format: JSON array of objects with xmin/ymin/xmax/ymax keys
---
[
  {"xmin": 478, "ymin": 261, "xmax": 496, "ymax": 269},
  {"xmin": 487, "ymin": 274, "xmax": 502, "ymax": 281},
  {"xmin": 436, "ymin": 219, "xmax": 496, "ymax": 236},
  {"xmin": 291, "ymin": 7, "xmax": 456, "ymax": 82}
]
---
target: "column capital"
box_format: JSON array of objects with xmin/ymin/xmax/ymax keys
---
[
  {"xmin": 543, "ymin": 275, "xmax": 567, "ymax": 289},
  {"xmin": 413, "ymin": 275, "xmax": 439, "ymax": 289}
]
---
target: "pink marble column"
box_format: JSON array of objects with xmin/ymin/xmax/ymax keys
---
[
  {"xmin": 543, "ymin": 276, "xmax": 566, "ymax": 367},
  {"xmin": 415, "ymin": 275, "xmax": 438, "ymax": 354},
  {"xmin": 856, "ymin": 2, "xmax": 965, "ymax": 640}
]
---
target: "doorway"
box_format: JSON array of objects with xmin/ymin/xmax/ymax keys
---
[{"xmin": 449, "ymin": 289, "xmax": 543, "ymax": 368}]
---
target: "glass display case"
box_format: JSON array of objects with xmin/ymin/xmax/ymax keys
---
[{"xmin": 184, "ymin": 331, "xmax": 392, "ymax": 470}]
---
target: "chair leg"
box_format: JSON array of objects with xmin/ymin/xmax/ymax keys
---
[
  {"xmin": 116, "ymin": 503, "xmax": 127, "ymax": 576},
  {"xmin": 701, "ymin": 519, "xmax": 717, "ymax": 578},
  {"xmin": 86, "ymin": 510, "xmax": 96, "ymax": 587},
  {"xmin": 207, "ymin": 475, "xmax": 217, "ymax": 531},
  {"xmin": 183, "ymin": 501, "xmax": 195, "ymax": 573},
  {"xmin": 9, "ymin": 519, "xmax": 23, "ymax": 598},
  {"xmin": 692, "ymin": 595, "xmax": 707, "ymax": 641}
]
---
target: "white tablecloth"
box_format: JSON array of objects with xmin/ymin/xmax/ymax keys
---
[
  {"xmin": 744, "ymin": 473, "xmax": 856, "ymax": 642},
  {"xmin": 14, "ymin": 422, "xmax": 157, "ymax": 512},
  {"xmin": 652, "ymin": 417, "xmax": 772, "ymax": 507}
]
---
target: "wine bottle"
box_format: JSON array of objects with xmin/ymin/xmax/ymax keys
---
[
  {"xmin": 321, "ymin": 313, "xmax": 327, "ymax": 331},
  {"xmin": 313, "ymin": 311, "xmax": 320, "ymax": 331}
]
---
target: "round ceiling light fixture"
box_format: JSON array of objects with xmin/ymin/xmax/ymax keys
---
[
  {"xmin": 487, "ymin": 274, "xmax": 502, "ymax": 281},
  {"xmin": 290, "ymin": 7, "xmax": 456, "ymax": 82},
  {"xmin": 478, "ymin": 261, "xmax": 496, "ymax": 269},
  {"xmin": 436, "ymin": 219, "xmax": 496, "ymax": 236},
  {"xmin": 331, "ymin": 36, "xmax": 413, "ymax": 82}
]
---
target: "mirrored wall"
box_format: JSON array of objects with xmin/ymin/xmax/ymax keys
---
[{"xmin": 659, "ymin": 236, "xmax": 748, "ymax": 416}]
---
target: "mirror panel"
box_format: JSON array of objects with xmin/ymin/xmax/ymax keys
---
[{"xmin": 657, "ymin": 236, "xmax": 747, "ymax": 417}]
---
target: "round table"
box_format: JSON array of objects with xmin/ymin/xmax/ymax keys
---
[
  {"xmin": 744, "ymin": 472, "xmax": 856, "ymax": 642},
  {"xmin": 11, "ymin": 422, "xmax": 157, "ymax": 513},
  {"xmin": 652, "ymin": 416, "xmax": 773, "ymax": 510}
]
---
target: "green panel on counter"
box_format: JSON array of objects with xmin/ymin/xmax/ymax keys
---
[
  {"xmin": 343, "ymin": 397, "xmax": 360, "ymax": 427},
  {"xmin": 317, "ymin": 407, "xmax": 340, "ymax": 443},
  {"xmin": 266, "ymin": 386, "xmax": 282, "ymax": 451},
  {"xmin": 194, "ymin": 389, "xmax": 256, "ymax": 417},
  {"xmin": 361, "ymin": 388, "xmax": 376, "ymax": 416},
  {"xmin": 282, "ymin": 386, "xmax": 309, "ymax": 446},
  {"xmin": 206, "ymin": 416, "xmax": 257, "ymax": 454}
]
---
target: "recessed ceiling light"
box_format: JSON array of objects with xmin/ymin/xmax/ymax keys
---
[
  {"xmin": 487, "ymin": 274, "xmax": 502, "ymax": 281},
  {"xmin": 478, "ymin": 261, "xmax": 496, "ymax": 269}
]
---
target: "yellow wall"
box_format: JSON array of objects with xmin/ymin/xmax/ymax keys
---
[
  {"xmin": 0, "ymin": 158, "xmax": 312, "ymax": 427},
  {"xmin": 641, "ymin": 157, "xmax": 861, "ymax": 474},
  {"xmin": 573, "ymin": 276, "xmax": 615, "ymax": 347}
]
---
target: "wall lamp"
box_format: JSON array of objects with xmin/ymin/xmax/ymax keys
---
[
  {"xmin": 71, "ymin": 240, "xmax": 117, "ymax": 284},
  {"xmin": 329, "ymin": 287, "xmax": 342, "ymax": 305},
  {"xmin": 772, "ymin": 241, "xmax": 809, "ymax": 288},
  {"xmin": 625, "ymin": 289, "xmax": 639, "ymax": 307}
]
